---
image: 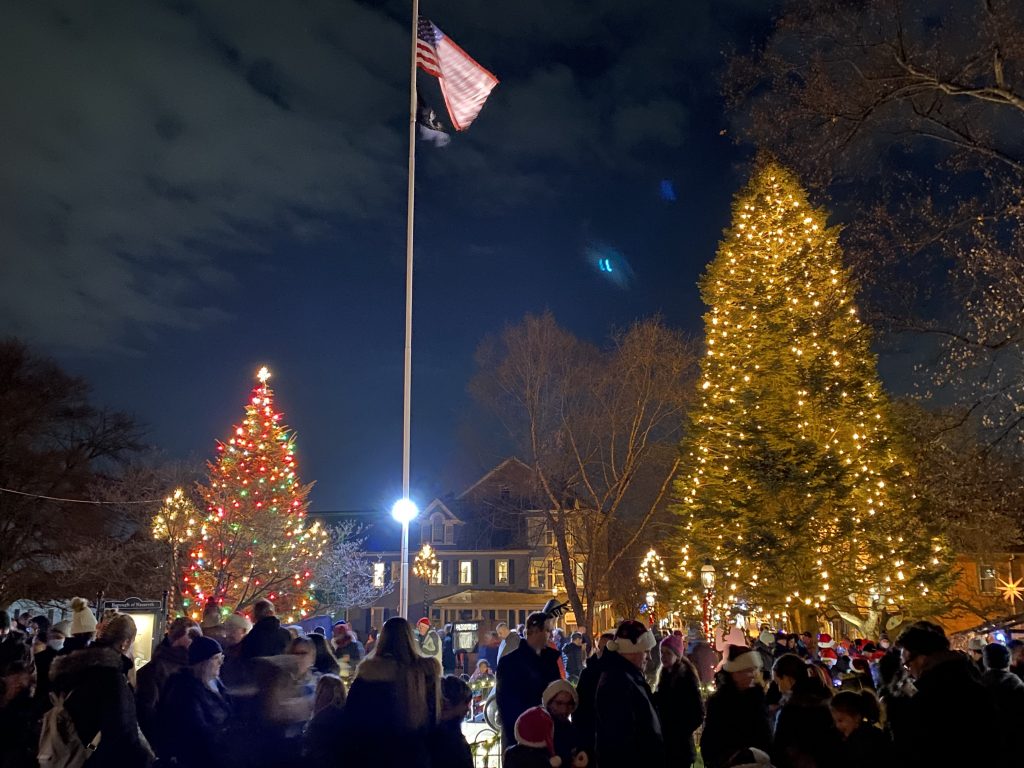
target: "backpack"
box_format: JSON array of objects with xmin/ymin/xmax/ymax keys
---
[{"xmin": 38, "ymin": 691, "xmax": 102, "ymax": 768}]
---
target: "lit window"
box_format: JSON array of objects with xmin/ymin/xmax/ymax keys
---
[
  {"xmin": 373, "ymin": 562, "xmax": 385, "ymax": 587},
  {"xmin": 431, "ymin": 562, "xmax": 442, "ymax": 585},
  {"xmin": 530, "ymin": 558, "xmax": 546, "ymax": 589},
  {"xmin": 979, "ymin": 565, "xmax": 997, "ymax": 594},
  {"xmin": 459, "ymin": 560, "xmax": 473, "ymax": 585},
  {"xmin": 496, "ymin": 559, "xmax": 509, "ymax": 585}
]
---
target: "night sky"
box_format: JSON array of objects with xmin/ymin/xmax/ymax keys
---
[{"xmin": 2, "ymin": 0, "xmax": 789, "ymax": 511}]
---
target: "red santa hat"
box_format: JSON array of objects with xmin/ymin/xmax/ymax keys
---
[
  {"xmin": 817, "ymin": 633, "xmax": 834, "ymax": 648},
  {"xmin": 417, "ymin": 617, "xmax": 431, "ymax": 628},
  {"xmin": 820, "ymin": 647, "xmax": 838, "ymax": 666},
  {"xmin": 514, "ymin": 707, "xmax": 562, "ymax": 767}
]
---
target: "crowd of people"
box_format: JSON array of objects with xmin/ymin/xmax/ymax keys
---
[{"xmin": 2, "ymin": 596, "xmax": 1023, "ymax": 768}]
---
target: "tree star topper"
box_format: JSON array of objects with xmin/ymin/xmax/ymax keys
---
[{"xmin": 257, "ymin": 366, "xmax": 271, "ymax": 384}]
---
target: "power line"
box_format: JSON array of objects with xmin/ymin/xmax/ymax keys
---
[{"xmin": 0, "ymin": 486, "xmax": 164, "ymax": 505}]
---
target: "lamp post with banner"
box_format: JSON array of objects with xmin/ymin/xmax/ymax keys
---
[{"xmin": 700, "ymin": 560, "xmax": 716, "ymax": 642}]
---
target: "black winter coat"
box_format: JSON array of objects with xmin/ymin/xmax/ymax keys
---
[
  {"xmin": 888, "ymin": 652, "xmax": 1001, "ymax": 766},
  {"xmin": 700, "ymin": 681, "xmax": 771, "ymax": 768},
  {"xmin": 595, "ymin": 650, "xmax": 665, "ymax": 768},
  {"xmin": 495, "ymin": 642, "xmax": 562, "ymax": 747},
  {"xmin": 573, "ymin": 652, "xmax": 608, "ymax": 760},
  {"xmin": 158, "ymin": 670, "xmax": 234, "ymax": 768},
  {"xmin": 771, "ymin": 678, "xmax": 841, "ymax": 768},
  {"xmin": 239, "ymin": 616, "xmax": 291, "ymax": 659},
  {"xmin": 653, "ymin": 662, "xmax": 703, "ymax": 767},
  {"xmin": 428, "ymin": 717, "xmax": 474, "ymax": 768},
  {"xmin": 135, "ymin": 640, "xmax": 189, "ymax": 749},
  {"xmin": 981, "ymin": 668, "xmax": 1024, "ymax": 761},
  {"xmin": 503, "ymin": 745, "xmax": 555, "ymax": 768},
  {"xmin": 562, "ymin": 642, "xmax": 584, "ymax": 680},
  {"xmin": 49, "ymin": 644, "xmax": 152, "ymax": 768},
  {"xmin": 837, "ymin": 724, "xmax": 894, "ymax": 768}
]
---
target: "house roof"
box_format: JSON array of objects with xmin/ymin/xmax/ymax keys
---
[
  {"xmin": 423, "ymin": 498, "xmax": 463, "ymax": 524},
  {"xmin": 456, "ymin": 457, "xmax": 533, "ymax": 500},
  {"xmin": 433, "ymin": 589, "xmax": 551, "ymax": 609}
]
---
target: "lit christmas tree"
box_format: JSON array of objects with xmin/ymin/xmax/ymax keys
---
[
  {"xmin": 672, "ymin": 158, "xmax": 950, "ymax": 636},
  {"xmin": 152, "ymin": 487, "xmax": 199, "ymax": 612},
  {"xmin": 179, "ymin": 366, "xmax": 327, "ymax": 622}
]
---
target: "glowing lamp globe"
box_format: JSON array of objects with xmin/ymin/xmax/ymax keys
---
[
  {"xmin": 700, "ymin": 561, "xmax": 717, "ymax": 590},
  {"xmin": 391, "ymin": 498, "xmax": 419, "ymax": 524}
]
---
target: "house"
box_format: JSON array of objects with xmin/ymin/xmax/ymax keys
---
[
  {"xmin": 936, "ymin": 550, "xmax": 1024, "ymax": 638},
  {"xmin": 314, "ymin": 458, "xmax": 612, "ymax": 638}
]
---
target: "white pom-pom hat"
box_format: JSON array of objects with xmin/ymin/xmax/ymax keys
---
[
  {"xmin": 605, "ymin": 629, "xmax": 657, "ymax": 655},
  {"xmin": 514, "ymin": 706, "xmax": 562, "ymax": 767}
]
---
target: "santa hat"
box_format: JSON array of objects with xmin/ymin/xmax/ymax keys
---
[
  {"xmin": 69, "ymin": 597, "xmax": 97, "ymax": 635},
  {"xmin": 722, "ymin": 644, "xmax": 762, "ymax": 673},
  {"xmin": 514, "ymin": 707, "xmax": 562, "ymax": 767},
  {"xmin": 417, "ymin": 617, "xmax": 431, "ymax": 628},
  {"xmin": 606, "ymin": 629, "xmax": 657, "ymax": 655},
  {"xmin": 820, "ymin": 647, "xmax": 838, "ymax": 666},
  {"xmin": 817, "ymin": 633, "xmax": 834, "ymax": 648}
]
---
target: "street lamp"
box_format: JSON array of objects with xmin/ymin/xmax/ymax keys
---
[
  {"xmin": 639, "ymin": 548, "xmax": 668, "ymax": 627},
  {"xmin": 700, "ymin": 560, "xmax": 716, "ymax": 642},
  {"xmin": 413, "ymin": 542, "xmax": 439, "ymax": 618},
  {"xmin": 391, "ymin": 498, "xmax": 419, "ymax": 619}
]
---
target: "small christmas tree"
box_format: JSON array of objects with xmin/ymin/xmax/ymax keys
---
[
  {"xmin": 180, "ymin": 366, "xmax": 327, "ymax": 622},
  {"xmin": 672, "ymin": 157, "xmax": 951, "ymax": 636}
]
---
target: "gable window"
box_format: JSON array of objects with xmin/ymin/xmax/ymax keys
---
[
  {"xmin": 432, "ymin": 515, "xmax": 444, "ymax": 544},
  {"xmin": 496, "ymin": 559, "xmax": 509, "ymax": 585},
  {"xmin": 444, "ymin": 523, "xmax": 454, "ymax": 545},
  {"xmin": 373, "ymin": 562, "xmax": 385, "ymax": 587},
  {"xmin": 499, "ymin": 484, "xmax": 511, "ymax": 501},
  {"xmin": 459, "ymin": 560, "xmax": 473, "ymax": 585},
  {"xmin": 979, "ymin": 564, "xmax": 997, "ymax": 594}
]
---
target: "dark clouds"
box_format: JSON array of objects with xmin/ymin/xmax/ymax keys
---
[{"xmin": 1, "ymin": 0, "xmax": 773, "ymax": 507}]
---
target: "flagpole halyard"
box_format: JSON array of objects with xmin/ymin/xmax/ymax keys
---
[{"xmin": 398, "ymin": 0, "xmax": 420, "ymax": 621}]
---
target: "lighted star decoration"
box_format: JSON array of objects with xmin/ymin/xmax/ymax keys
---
[
  {"xmin": 999, "ymin": 576, "xmax": 1023, "ymax": 605},
  {"xmin": 257, "ymin": 366, "xmax": 272, "ymax": 384}
]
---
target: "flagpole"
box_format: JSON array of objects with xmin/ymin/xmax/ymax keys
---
[{"xmin": 397, "ymin": 0, "xmax": 420, "ymax": 621}]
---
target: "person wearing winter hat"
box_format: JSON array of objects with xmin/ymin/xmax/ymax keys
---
[
  {"xmin": 505, "ymin": 706, "xmax": 564, "ymax": 768},
  {"xmin": 157, "ymin": 635, "xmax": 233, "ymax": 768},
  {"xmin": 415, "ymin": 616, "xmax": 442, "ymax": 661},
  {"xmin": 542, "ymin": 679, "xmax": 586, "ymax": 767},
  {"xmin": 654, "ymin": 633, "xmax": 703, "ymax": 767},
  {"xmin": 594, "ymin": 619, "xmax": 663, "ymax": 768},
  {"xmin": 60, "ymin": 596, "xmax": 98, "ymax": 655},
  {"xmin": 701, "ymin": 645, "xmax": 771, "ymax": 768},
  {"xmin": 967, "ymin": 635, "xmax": 987, "ymax": 673}
]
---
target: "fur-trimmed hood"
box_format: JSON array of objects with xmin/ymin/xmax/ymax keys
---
[{"xmin": 51, "ymin": 644, "xmax": 129, "ymax": 683}]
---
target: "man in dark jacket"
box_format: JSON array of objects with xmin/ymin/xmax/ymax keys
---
[
  {"xmin": 496, "ymin": 612, "xmax": 562, "ymax": 751},
  {"xmin": 981, "ymin": 642, "xmax": 1024, "ymax": 761},
  {"xmin": 574, "ymin": 632, "xmax": 614, "ymax": 763},
  {"xmin": 595, "ymin": 620, "xmax": 664, "ymax": 768},
  {"xmin": 562, "ymin": 632, "xmax": 585, "ymax": 682},
  {"xmin": 239, "ymin": 599, "xmax": 291, "ymax": 659},
  {"xmin": 136, "ymin": 617, "xmax": 198, "ymax": 748},
  {"xmin": 891, "ymin": 622, "xmax": 1001, "ymax": 766}
]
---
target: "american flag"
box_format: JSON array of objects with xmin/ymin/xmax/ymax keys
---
[{"xmin": 415, "ymin": 17, "xmax": 498, "ymax": 131}]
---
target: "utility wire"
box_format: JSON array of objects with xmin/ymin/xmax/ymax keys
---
[{"xmin": 0, "ymin": 486, "xmax": 164, "ymax": 505}]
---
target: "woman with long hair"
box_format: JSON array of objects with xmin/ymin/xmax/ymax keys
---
[
  {"xmin": 770, "ymin": 653, "xmax": 841, "ymax": 768},
  {"xmin": 653, "ymin": 634, "xmax": 704, "ymax": 767},
  {"xmin": 307, "ymin": 632, "xmax": 341, "ymax": 676},
  {"xmin": 340, "ymin": 616, "xmax": 441, "ymax": 767},
  {"xmin": 830, "ymin": 689, "xmax": 893, "ymax": 768},
  {"xmin": 700, "ymin": 644, "xmax": 772, "ymax": 768},
  {"xmin": 303, "ymin": 674, "xmax": 347, "ymax": 761}
]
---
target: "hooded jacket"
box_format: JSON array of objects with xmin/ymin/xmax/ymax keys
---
[{"xmin": 49, "ymin": 644, "xmax": 152, "ymax": 768}]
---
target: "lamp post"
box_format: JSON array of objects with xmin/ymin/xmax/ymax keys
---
[
  {"xmin": 700, "ymin": 560, "xmax": 716, "ymax": 642},
  {"xmin": 413, "ymin": 542, "xmax": 439, "ymax": 618},
  {"xmin": 391, "ymin": 498, "xmax": 419, "ymax": 619}
]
